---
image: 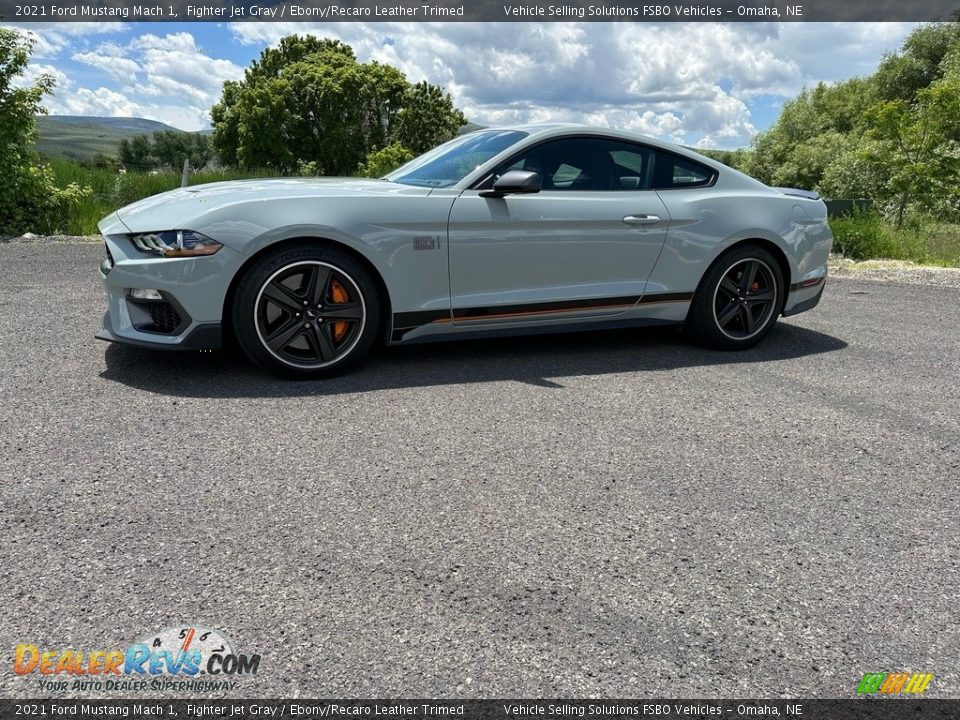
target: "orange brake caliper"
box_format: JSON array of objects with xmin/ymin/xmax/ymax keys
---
[{"xmin": 330, "ymin": 279, "xmax": 350, "ymax": 342}]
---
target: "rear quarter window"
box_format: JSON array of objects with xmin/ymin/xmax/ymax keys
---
[{"xmin": 653, "ymin": 151, "xmax": 716, "ymax": 189}]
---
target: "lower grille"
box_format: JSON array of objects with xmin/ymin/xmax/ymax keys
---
[
  {"xmin": 145, "ymin": 302, "xmax": 183, "ymax": 334},
  {"xmin": 127, "ymin": 296, "xmax": 188, "ymax": 335}
]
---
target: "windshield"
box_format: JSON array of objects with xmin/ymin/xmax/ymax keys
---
[{"xmin": 386, "ymin": 130, "xmax": 528, "ymax": 188}]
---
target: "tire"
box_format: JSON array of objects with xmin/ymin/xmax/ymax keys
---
[
  {"xmin": 232, "ymin": 243, "xmax": 380, "ymax": 378},
  {"xmin": 686, "ymin": 244, "xmax": 785, "ymax": 350}
]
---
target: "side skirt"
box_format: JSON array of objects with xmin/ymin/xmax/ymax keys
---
[
  {"xmin": 391, "ymin": 292, "xmax": 694, "ymax": 343},
  {"xmin": 393, "ymin": 315, "xmax": 684, "ymax": 345}
]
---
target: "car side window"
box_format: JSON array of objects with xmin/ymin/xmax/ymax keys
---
[
  {"xmin": 608, "ymin": 147, "xmax": 652, "ymax": 190},
  {"xmin": 489, "ymin": 138, "xmax": 655, "ymax": 191},
  {"xmin": 653, "ymin": 151, "xmax": 716, "ymax": 189}
]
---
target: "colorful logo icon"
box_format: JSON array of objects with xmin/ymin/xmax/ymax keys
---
[{"xmin": 856, "ymin": 672, "xmax": 933, "ymax": 695}]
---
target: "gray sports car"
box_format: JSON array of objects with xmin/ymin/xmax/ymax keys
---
[{"xmin": 96, "ymin": 124, "xmax": 832, "ymax": 378}]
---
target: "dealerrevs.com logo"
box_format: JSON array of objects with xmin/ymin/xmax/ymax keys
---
[
  {"xmin": 14, "ymin": 625, "xmax": 260, "ymax": 693},
  {"xmin": 857, "ymin": 672, "xmax": 933, "ymax": 695}
]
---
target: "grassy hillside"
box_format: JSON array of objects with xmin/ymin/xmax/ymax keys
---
[{"xmin": 35, "ymin": 116, "xmax": 191, "ymax": 161}]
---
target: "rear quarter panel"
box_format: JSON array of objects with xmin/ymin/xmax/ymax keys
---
[{"xmin": 647, "ymin": 185, "xmax": 831, "ymax": 299}]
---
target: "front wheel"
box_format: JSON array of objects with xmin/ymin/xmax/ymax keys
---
[
  {"xmin": 232, "ymin": 244, "xmax": 380, "ymax": 378},
  {"xmin": 686, "ymin": 245, "xmax": 784, "ymax": 350}
]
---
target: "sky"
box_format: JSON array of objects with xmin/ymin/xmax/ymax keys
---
[{"xmin": 7, "ymin": 21, "xmax": 920, "ymax": 149}]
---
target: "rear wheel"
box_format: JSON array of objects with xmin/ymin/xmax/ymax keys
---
[
  {"xmin": 232, "ymin": 244, "xmax": 379, "ymax": 378},
  {"xmin": 686, "ymin": 245, "xmax": 784, "ymax": 350}
]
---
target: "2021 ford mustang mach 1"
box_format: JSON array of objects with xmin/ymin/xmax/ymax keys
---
[{"xmin": 96, "ymin": 124, "xmax": 832, "ymax": 378}]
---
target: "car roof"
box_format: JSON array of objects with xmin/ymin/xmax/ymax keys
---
[
  {"xmin": 464, "ymin": 123, "xmax": 732, "ymax": 172},
  {"xmin": 468, "ymin": 123, "xmax": 716, "ymax": 162}
]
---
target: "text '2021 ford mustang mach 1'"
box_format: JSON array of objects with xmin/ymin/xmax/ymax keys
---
[{"xmin": 97, "ymin": 124, "xmax": 832, "ymax": 378}]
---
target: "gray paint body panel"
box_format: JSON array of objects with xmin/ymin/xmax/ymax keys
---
[{"xmin": 448, "ymin": 189, "xmax": 669, "ymax": 320}]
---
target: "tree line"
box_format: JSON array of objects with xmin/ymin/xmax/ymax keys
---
[
  {"xmin": 115, "ymin": 131, "xmax": 213, "ymax": 171},
  {"xmin": 728, "ymin": 23, "xmax": 960, "ymax": 227}
]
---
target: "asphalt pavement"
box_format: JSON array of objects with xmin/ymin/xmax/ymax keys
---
[{"xmin": 1, "ymin": 241, "xmax": 958, "ymax": 699}]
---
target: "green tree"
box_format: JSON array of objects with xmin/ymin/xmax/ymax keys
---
[
  {"xmin": 247, "ymin": 35, "xmax": 355, "ymax": 80},
  {"xmin": 356, "ymin": 143, "xmax": 415, "ymax": 177},
  {"xmin": 873, "ymin": 23, "xmax": 960, "ymax": 104},
  {"xmin": 118, "ymin": 134, "xmax": 157, "ymax": 170},
  {"xmin": 209, "ymin": 80, "xmax": 241, "ymax": 166},
  {"xmin": 0, "ymin": 29, "xmax": 87, "ymax": 235},
  {"xmin": 818, "ymin": 143, "xmax": 888, "ymax": 201},
  {"xmin": 394, "ymin": 81, "xmax": 467, "ymax": 154},
  {"xmin": 743, "ymin": 78, "xmax": 874, "ymax": 189},
  {"xmin": 151, "ymin": 130, "xmax": 212, "ymax": 170},
  {"xmin": 859, "ymin": 53, "xmax": 960, "ymax": 226},
  {"xmin": 211, "ymin": 35, "xmax": 466, "ymax": 174}
]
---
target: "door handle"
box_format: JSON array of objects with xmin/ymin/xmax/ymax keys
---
[{"xmin": 623, "ymin": 214, "xmax": 661, "ymax": 225}]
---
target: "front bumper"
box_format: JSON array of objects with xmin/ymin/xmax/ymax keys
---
[
  {"xmin": 96, "ymin": 312, "xmax": 223, "ymax": 351},
  {"xmin": 96, "ymin": 230, "xmax": 246, "ymax": 351}
]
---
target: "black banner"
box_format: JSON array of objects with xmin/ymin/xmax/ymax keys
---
[
  {"xmin": 1, "ymin": 0, "xmax": 959, "ymax": 22},
  {"xmin": 1, "ymin": 700, "xmax": 960, "ymax": 719}
]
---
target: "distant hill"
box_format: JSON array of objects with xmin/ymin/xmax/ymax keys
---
[{"xmin": 35, "ymin": 116, "xmax": 197, "ymax": 161}]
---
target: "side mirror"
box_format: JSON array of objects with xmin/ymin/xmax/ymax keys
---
[{"xmin": 479, "ymin": 170, "xmax": 542, "ymax": 198}]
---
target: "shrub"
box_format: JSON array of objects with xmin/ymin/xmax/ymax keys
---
[
  {"xmin": 356, "ymin": 144, "xmax": 414, "ymax": 178},
  {"xmin": 830, "ymin": 210, "xmax": 960, "ymax": 266}
]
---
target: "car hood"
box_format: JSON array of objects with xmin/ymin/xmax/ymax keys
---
[{"xmin": 112, "ymin": 177, "xmax": 428, "ymax": 232}]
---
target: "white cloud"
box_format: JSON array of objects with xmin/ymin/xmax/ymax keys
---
[
  {"xmin": 130, "ymin": 32, "xmax": 244, "ymax": 107},
  {"xmin": 1, "ymin": 23, "xmax": 127, "ymax": 58},
  {"xmin": 765, "ymin": 22, "xmax": 919, "ymax": 83},
  {"xmin": 48, "ymin": 86, "xmax": 139, "ymax": 116},
  {"xmin": 72, "ymin": 44, "xmax": 142, "ymax": 82},
  {"xmin": 34, "ymin": 31, "xmax": 244, "ymax": 131},
  {"xmin": 12, "ymin": 62, "xmax": 70, "ymax": 92}
]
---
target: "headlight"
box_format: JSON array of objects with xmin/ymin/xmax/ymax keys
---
[{"xmin": 130, "ymin": 230, "xmax": 223, "ymax": 257}]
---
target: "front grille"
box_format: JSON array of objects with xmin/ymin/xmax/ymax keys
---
[{"xmin": 146, "ymin": 302, "xmax": 183, "ymax": 334}]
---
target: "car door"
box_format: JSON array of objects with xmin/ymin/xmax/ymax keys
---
[{"xmin": 447, "ymin": 136, "xmax": 669, "ymax": 325}]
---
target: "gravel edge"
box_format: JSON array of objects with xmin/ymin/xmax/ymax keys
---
[
  {"xmin": 828, "ymin": 255, "xmax": 960, "ymax": 288},
  {"xmin": 1, "ymin": 233, "xmax": 101, "ymax": 244}
]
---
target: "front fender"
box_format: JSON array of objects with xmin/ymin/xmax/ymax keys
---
[{"xmin": 187, "ymin": 195, "xmax": 456, "ymax": 319}]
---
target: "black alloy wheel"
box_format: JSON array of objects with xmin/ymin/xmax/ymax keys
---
[
  {"xmin": 233, "ymin": 245, "xmax": 380, "ymax": 378},
  {"xmin": 711, "ymin": 258, "xmax": 778, "ymax": 340},
  {"xmin": 686, "ymin": 244, "xmax": 785, "ymax": 350}
]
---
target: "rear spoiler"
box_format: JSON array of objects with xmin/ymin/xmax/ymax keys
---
[{"xmin": 774, "ymin": 187, "xmax": 821, "ymax": 201}]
